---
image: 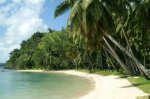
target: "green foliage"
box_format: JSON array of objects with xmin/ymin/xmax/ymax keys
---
[
  {"xmin": 54, "ymin": 0, "xmax": 150, "ymax": 78},
  {"xmin": 6, "ymin": 0, "xmax": 150, "ymax": 79},
  {"xmin": 7, "ymin": 32, "xmax": 45, "ymax": 69},
  {"xmin": 7, "ymin": 29, "xmax": 114, "ymax": 71},
  {"xmin": 54, "ymin": 0, "xmax": 71, "ymax": 18}
]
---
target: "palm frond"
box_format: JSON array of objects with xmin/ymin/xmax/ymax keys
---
[
  {"xmin": 54, "ymin": 0, "xmax": 70, "ymax": 18},
  {"xmin": 67, "ymin": 0, "xmax": 82, "ymax": 24}
]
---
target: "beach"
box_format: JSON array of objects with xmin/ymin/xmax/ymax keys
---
[{"xmin": 17, "ymin": 70, "xmax": 148, "ymax": 99}]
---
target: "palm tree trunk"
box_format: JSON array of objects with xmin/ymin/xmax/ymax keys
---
[
  {"xmin": 120, "ymin": 21, "xmax": 137, "ymax": 73},
  {"xmin": 103, "ymin": 48, "xmax": 118, "ymax": 71},
  {"xmin": 103, "ymin": 37, "xmax": 131, "ymax": 74},
  {"xmin": 122, "ymin": 52, "xmax": 138, "ymax": 75},
  {"xmin": 104, "ymin": 32, "xmax": 150, "ymax": 79},
  {"xmin": 119, "ymin": 18, "xmax": 133, "ymax": 54}
]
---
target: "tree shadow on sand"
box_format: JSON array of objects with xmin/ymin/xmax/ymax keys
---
[{"xmin": 120, "ymin": 83, "xmax": 147, "ymax": 88}]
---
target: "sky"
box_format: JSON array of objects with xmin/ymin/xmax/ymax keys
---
[{"xmin": 0, "ymin": 0, "xmax": 69, "ymax": 63}]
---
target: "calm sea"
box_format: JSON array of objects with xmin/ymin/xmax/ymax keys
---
[{"xmin": 0, "ymin": 67, "xmax": 93, "ymax": 99}]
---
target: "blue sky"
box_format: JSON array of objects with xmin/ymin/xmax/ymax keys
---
[
  {"xmin": 41, "ymin": 0, "xmax": 69, "ymax": 30},
  {"xmin": 0, "ymin": 0, "xmax": 68, "ymax": 63}
]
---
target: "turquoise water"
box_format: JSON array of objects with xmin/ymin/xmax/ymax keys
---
[{"xmin": 0, "ymin": 68, "xmax": 93, "ymax": 99}]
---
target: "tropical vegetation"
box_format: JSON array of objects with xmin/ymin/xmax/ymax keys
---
[{"xmin": 7, "ymin": 0, "xmax": 150, "ymax": 79}]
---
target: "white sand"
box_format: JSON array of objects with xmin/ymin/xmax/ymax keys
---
[
  {"xmin": 54, "ymin": 70, "xmax": 149, "ymax": 99},
  {"xmin": 17, "ymin": 70, "xmax": 149, "ymax": 99},
  {"xmin": 16, "ymin": 70, "xmax": 44, "ymax": 72}
]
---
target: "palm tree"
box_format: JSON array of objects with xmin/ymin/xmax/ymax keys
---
[
  {"xmin": 54, "ymin": 0, "xmax": 150, "ymax": 78},
  {"xmin": 128, "ymin": 0, "xmax": 150, "ymax": 67}
]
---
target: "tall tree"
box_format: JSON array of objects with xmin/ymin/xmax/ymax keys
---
[{"xmin": 55, "ymin": 0, "xmax": 150, "ymax": 78}]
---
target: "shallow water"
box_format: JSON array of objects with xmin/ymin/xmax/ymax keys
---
[{"xmin": 0, "ymin": 67, "xmax": 93, "ymax": 99}]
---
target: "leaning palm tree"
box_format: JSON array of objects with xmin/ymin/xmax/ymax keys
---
[
  {"xmin": 128, "ymin": 0, "xmax": 150, "ymax": 66},
  {"xmin": 54, "ymin": 0, "xmax": 150, "ymax": 78}
]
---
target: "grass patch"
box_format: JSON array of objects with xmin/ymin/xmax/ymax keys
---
[
  {"xmin": 137, "ymin": 96, "xmax": 150, "ymax": 99},
  {"xmin": 94, "ymin": 70, "xmax": 119, "ymax": 76},
  {"xmin": 75, "ymin": 69, "xmax": 120, "ymax": 76},
  {"xmin": 128, "ymin": 76, "xmax": 150, "ymax": 94}
]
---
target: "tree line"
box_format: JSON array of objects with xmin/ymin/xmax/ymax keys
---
[
  {"xmin": 7, "ymin": 0, "xmax": 150, "ymax": 79},
  {"xmin": 7, "ymin": 29, "xmax": 107, "ymax": 70}
]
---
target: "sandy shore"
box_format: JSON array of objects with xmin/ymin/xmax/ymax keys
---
[
  {"xmin": 17, "ymin": 70, "xmax": 149, "ymax": 99},
  {"xmin": 16, "ymin": 70, "xmax": 44, "ymax": 72},
  {"xmin": 55, "ymin": 70, "xmax": 149, "ymax": 99}
]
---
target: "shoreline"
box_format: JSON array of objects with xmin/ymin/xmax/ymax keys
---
[
  {"xmin": 16, "ymin": 70, "xmax": 44, "ymax": 72},
  {"xmin": 17, "ymin": 70, "xmax": 148, "ymax": 99}
]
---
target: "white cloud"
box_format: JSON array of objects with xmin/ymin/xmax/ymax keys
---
[{"xmin": 0, "ymin": 0, "xmax": 48, "ymax": 63}]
